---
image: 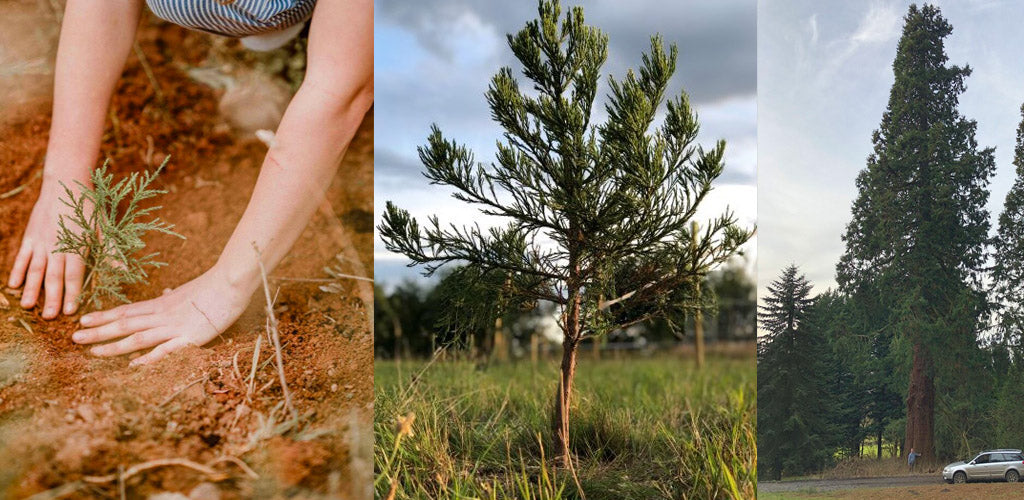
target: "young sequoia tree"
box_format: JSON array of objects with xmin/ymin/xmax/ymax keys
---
[
  {"xmin": 836, "ymin": 5, "xmax": 994, "ymax": 462},
  {"xmin": 379, "ymin": 0, "xmax": 752, "ymax": 464},
  {"xmin": 992, "ymin": 103, "xmax": 1024, "ymax": 357}
]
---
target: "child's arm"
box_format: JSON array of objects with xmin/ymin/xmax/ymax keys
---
[
  {"xmin": 71, "ymin": 0, "xmax": 374, "ymax": 364},
  {"xmin": 8, "ymin": 0, "xmax": 145, "ymax": 318}
]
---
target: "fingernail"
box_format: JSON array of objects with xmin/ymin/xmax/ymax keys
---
[
  {"xmin": 44, "ymin": 307, "xmax": 55, "ymax": 317},
  {"xmin": 90, "ymin": 347, "xmax": 102, "ymax": 356},
  {"xmin": 80, "ymin": 315, "xmax": 93, "ymax": 326},
  {"xmin": 64, "ymin": 303, "xmax": 75, "ymax": 314},
  {"xmin": 72, "ymin": 332, "xmax": 83, "ymax": 343}
]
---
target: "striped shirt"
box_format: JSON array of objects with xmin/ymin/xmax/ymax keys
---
[{"xmin": 146, "ymin": 0, "xmax": 316, "ymax": 38}]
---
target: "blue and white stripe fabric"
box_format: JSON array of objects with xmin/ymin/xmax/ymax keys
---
[{"xmin": 146, "ymin": 0, "xmax": 317, "ymax": 38}]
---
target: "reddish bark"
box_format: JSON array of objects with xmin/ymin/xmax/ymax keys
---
[
  {"xmin": 904, "ymin": 341, "xmax": 935, "ymax": 462},
  {"xmin": 552, "ymin": 336, "xmax": 579, "ymax": 464},
  {"xmin": 552, "ymin": 274, "xmax": 582, "ymax": 465}
]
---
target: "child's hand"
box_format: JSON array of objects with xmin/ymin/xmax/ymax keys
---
[
  {"xmin": 8, "ymin": 181, "xmax": 88, "ymax": 318},
  {"xmin": 70, "ymin": 265, "xmax": 254, "ymax": 365}
]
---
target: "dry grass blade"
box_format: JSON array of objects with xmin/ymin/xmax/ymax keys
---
[
  {"xmin": 82, "ymin": 458, "xmax": 227, "ymax": 484},
  {"xmin": 208, "ymin": 456, "xmax": 259, "ymax": 479},
  {"xmin": 157, "ymin": 375, "xmax": 207, "ymax": 408},
  {"xmin": 18, "ymin": 318, "xmax": 33, "ymax": 334},
  {"xmin": 253, "ymin": 243, "xmax": 295, "ymax": 418},
  {"xmin": 0, "ymin": 170, "xmax": 41, "ymax": 199},
  {"xmin": 247, "ymin": 333, "xmax": 262, "ymax": 399},
  {"xmin": 24, "ymin": 481, "xmax": 84, "ymax": 500}
]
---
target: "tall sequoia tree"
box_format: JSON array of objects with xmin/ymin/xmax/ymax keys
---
[
  {"xmin": 992, "ymin": 103, "xmax": 1024, "ymax": 356},
  {"xmin": 379, "ymin": 0, "xmax": 752, "ymax": 464},
  {"xmin": 836, "ymin": 4, "xmax": 995, "ymax": 462}
]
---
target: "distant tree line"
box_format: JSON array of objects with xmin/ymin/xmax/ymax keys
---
[
  {"xmin": 375, "ymin": 260, "xmax": 755, "ymax": 360},
  {"xmin": 758, "ymin": 3, "xmax": 1024, "ymax": 480}
]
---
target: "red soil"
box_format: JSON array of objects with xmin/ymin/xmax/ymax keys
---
[{"xmin": 0, "ymin": 11, "xmax": 373, "ymax": 500}]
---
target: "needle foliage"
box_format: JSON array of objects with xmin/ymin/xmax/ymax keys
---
[
  {"xmin": 55, "ymin": 157, "xmax": 184, "ymax": 309},
  {"xmin": 379, "ymin": 0, "xmax": 753, "ymax": 463}
]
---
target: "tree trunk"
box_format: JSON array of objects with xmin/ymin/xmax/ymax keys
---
[
  {"xmin": 552, "ymin": 336, "xmax": 579, "ymax": 465},
  {"xmin": 877, "ymin": 426, "xmax": 883, "ymax": 460},
  {"xmin": 904, "ymin": 341, "xmax": 935, "ymax": 462},
  {"xmin": 494, "ymin": 315, "xmax": 508, "ymax": 362},
  {"xmin": 695, "ymin": 301, "xmax": 705, "ymax": 369},
  {"xmin": 691, "ymin": 221, "xmax": 705, "ymax": 369},
  {"xmin": 552, "ymin": 284, "xmax": 582, "ymax": 466}
]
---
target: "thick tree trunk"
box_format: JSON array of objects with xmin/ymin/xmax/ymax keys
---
[{"xmin": 904, "ymin": 341, "xmax": 935, "ymax": 462}]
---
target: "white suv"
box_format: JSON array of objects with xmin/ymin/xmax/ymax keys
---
[{"xmin": 942, "ymin": 449, "xmax": 1024, "ymax": 484}]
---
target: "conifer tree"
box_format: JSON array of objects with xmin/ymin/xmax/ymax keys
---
[
  {"xmin": 992, "ymin": 103, "xmax": 1024, "ymax": 357},
  {"xmin": 378, "ymin": 0, "xmax": 752, "ymax": 463},
  {"xmin": 836, "ymin": 4, "xmax": 994, "ymax": 461},
  {"xmin": 757, "ymin": 265, "xmax": 831, "ymax": 479}
]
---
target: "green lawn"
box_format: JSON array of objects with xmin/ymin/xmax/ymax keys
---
[{"xmin": 375, "ymin": 355, "xmax": 755, "ymax": 499}]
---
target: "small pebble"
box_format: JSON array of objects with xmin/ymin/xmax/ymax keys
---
[
  {"xmin": 330, "ymin": 384, "xmax": 338, "ymax": 393},
  {"xmin": 77, "ymin": 404, "xmax": 96, "ymax": 423},
  {"xmin": 149, "ymin": 494, "xmax": 189, "ymax": 500},
  {"xmin": 189, "ymin": 482, "xmax": 221, "ymax": 500}
]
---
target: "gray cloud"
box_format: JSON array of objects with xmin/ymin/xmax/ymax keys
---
[{"xmin": 377, "ymin": 0, "xmax": 755, "ymax": 104}]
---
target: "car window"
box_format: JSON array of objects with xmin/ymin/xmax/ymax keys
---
[
  {"xmin": 992, "ymin": 453, "xmax": 1007, "ymax": 462},
  {"xmin": 974, "ymin": 454, "xmax": 990, "ymax": 464},
  {"xmin": 1012, "ymin": 453, "xmax": 1024, "ymax": 461}
]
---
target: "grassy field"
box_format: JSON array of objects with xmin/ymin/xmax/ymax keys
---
[{"xmin": 374, "ymin": 354, "xmax": 755, "ymax": 499}]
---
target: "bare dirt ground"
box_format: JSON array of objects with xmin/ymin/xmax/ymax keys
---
[
  {"xmin": 758, "ymin": 474, "xmax": 943, "ymax": 493},
  {"xmin": 760, "ymin": 479, "xmax": 1024, "ymax": 499},
  {"xmin": 0, "ymin": 4, "xmax": 373, "ymax": 499}
]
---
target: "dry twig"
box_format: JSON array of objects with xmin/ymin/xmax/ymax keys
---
[
  {"xmin": 253, "ymin": 244, "xmax": 296, "ymax": 418},
  {"xmin": 82, "ymin": 458, "xmax": 226, "ymax": 484},
  {"xmin": 157, "ymin": 375, "xmax": 207, "ymax": 408}
]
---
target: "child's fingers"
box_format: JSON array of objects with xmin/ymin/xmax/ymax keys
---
[
  {"xmin": 63, "ymin": 256, "xmax": 85, "ymax": 315},
  {"xmin": 7, "ymin": 243, "xmax": 32, "ymax": 288},
  {"xmin": 42, "ymin": 253, "xmax": 65, "ymax": 319},
  {"xmin": 89, "ymin": 327, "xmax": 175, "ymax": 357},
  {"xmin": 130, "ymin": 337, "xmax": 191, "ymax": 366},
  {"xmin": 80, "ymin": 300, "xmax": 158, "ymax": 327},
  {"xmin": 20, "ymin": 251, "xmax": 47, "ymax": 308},
  {"xmin": 73, "ymin": 314, "xmax": 161, "ymax": 344}
]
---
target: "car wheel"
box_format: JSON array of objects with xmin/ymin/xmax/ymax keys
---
[
  {"xmin": 1007, "ymin": 469, "xmax": 1020, "ymax": 483},
  {"xmin": 953, "ymin": 471, "xmax": 967, "ymax": 484}
]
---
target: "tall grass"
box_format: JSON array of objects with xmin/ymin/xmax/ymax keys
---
[{"xmin": 375, "ymin": 355, "xmax": 755, "ymax": 499}]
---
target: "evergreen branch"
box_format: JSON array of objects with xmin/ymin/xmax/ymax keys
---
[{"xmin": 54, "ymin": 156, "xmax": 184, "ymax": 309}]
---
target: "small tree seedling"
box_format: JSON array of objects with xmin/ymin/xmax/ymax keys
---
[{"xmin": 55, "ymin": 156, "xmax": 184, "ymax": 309}]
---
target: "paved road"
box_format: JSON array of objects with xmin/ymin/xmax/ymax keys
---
[{"xmin": 758, "ymin": 475, "xmax": 943, "ymax": 493}]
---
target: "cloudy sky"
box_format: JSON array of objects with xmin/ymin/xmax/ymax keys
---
[
  {"xmin": 759, "ymin": 0, "xmax": 1024, "ymax": 299},
  {"xmin": 375, "ymin": 0, "xmax": 757, "ymax": 287}
]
